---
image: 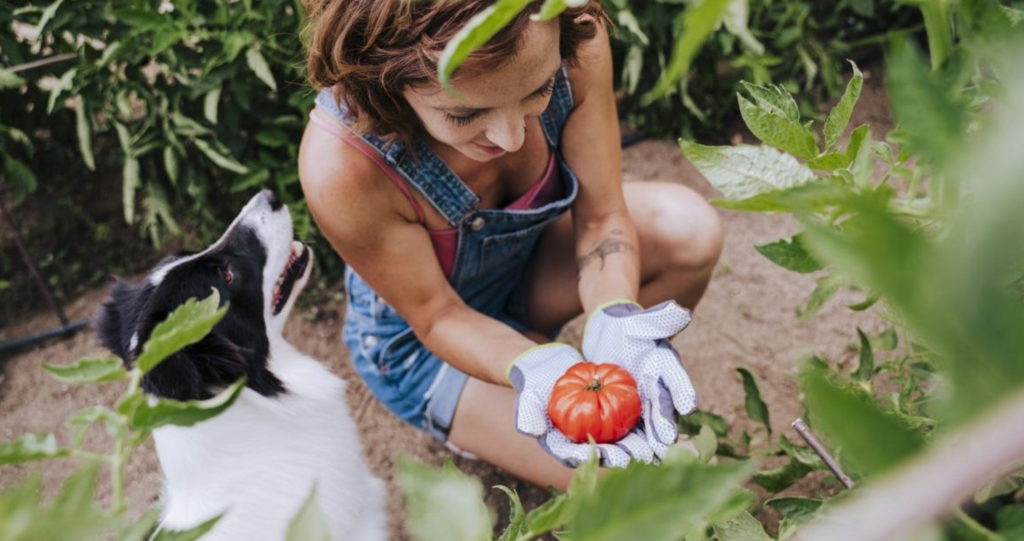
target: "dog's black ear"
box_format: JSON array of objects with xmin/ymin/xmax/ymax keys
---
[
  {"xmin": 94, "ymin": 278, "xmax": 148, "ymax": 364},
  {"xmin": 140, "ymin": 332, "xmax": 282, "ymax": 400}
]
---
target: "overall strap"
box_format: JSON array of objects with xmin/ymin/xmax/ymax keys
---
[
  {"xmin": 314, "ymin": 88, "xmax": 479, "ymax": 227},
  {"xmin": 539, "ymin": 66, "xmax": 575, "ymax": 149}
]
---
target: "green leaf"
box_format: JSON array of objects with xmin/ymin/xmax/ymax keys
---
[
  {"xmin": 722, "ymin": 0, "xmax": 764, "ymax": 55},
  {"xmin": 752, "ymin": 457, "xmax": 811, "ymax": 492},
  {"xmin": 853, "ymin": 328, "xmax": 874, "ymax": 381},
  {"xmin": 807, "ymin": 152, "xmax": 852, "ymax": 171},
  {"xmin": 678, "ymin": 410, "xmax": 730, "ymax": 437},
  {"xmin": 739, "ymin": 83, "xmax": 800, "ymax": 123},
  {"xmin": 204, "ymin": 87, "xmax": 222, "ymax": 125},
  {"xmin": 571, "ymin": 459, "xmax": 756, "ymax": 541},
  {"xmin": 526, "ymin": 493, "xmax": 571, "ymax": 534},
  {"xmin": 75, "ymin": 102, "xmax": 96, "ymax": 171},
  {"xmin": 997, "ymin": 505, "xmax": 1024, "ymax": 540},
  {"xmin": 737, "ymin": 367, "xmax": 771, "ymax": 437},
  {"xmin": 755, "ymin": 234, "xmax": 824, "ymax": 273},
  {"xmin": 495, "ymin": 486, "xmax": 528, "ymax": 541},
  {"xmin": 713, "ymin": 510, "xmax": 772, "ymax": 541},
  {"xmin": 47, "ymin": 68, "xmax": 76, "ymax": 114},
  {"xmin": 285, "ymin": 486, "xmax": 331, "ymax": 541},
  {"xmin": 778, "ymin": 434, "xmax": 827, "ymax": 469},
  {"xmin": 35, "ymin": 0, "xmax": 65, "ymax": 36},
  {"xmin": 130, "ymin": 378, "xmax": 246, "ymax": 433},
  {"xmin": 693, "ymin": 424, "xmax": 718, "ymax": 463},
  {"xmin": 0, "ymin": 69, "xmax": 26, "ymax": 90},
  {"xmin": 151, "ymin": 515, "xmax": 221, "ymax": 541},
  {"xmin": 873, "ymin": 326, "xmax": 899, "ymax": 350},
  {"xmin": 641, "ymin": 0, "xmax": 731, "ymax": 105},
  {"xmin": 766, "ymin": 497, "xmax": 823, "ymax": 540},
  {"xmin": 802, "ymin": 367, "xmax": 924, "ymax": 476},
  {"xmin": 533, "ymin": 0, "xmax": 586, "ymax": 22},
  {"xmin": 134, "ymin": 289, "xmax": 228, "ymax": 374},
  {"xmin": 68, "ymin": 405, "xmax": 125, "ymax": 447},
  {"xmin": 119, "ymin": 510, "xmax": 161, "ymax": 541},
  {"xmin": 437, "ymin": 0, "xmax": 533, "ymax": 88},
  {"xmin": 170, "ymin": 112, "xmax": 211, "ymax": 137},
  {"xmin": 799, "ymin": 274, "xmax": 844, "ymax": 322},
  {"xmin": 949, "ymin": 510, "xmax": 1007, "ymax": 541},
  {"xmin": 845, "ymin": 124, "xmax": 871, "ymax": 161},
  {"xmin": 246, "ymin": 46, "xmax": 277, "ymax": 91},
  {"xmin": 123, "ymin": 157, "xmax": 140, "ymax": 224},
  {"xmin": 193, "ymin": 139, "xmax": 250, "ymax": 174},
  {"xmin": 824, "ymin": 61, "xmax": 864, "ymax": 149},
  {"xmin": 680, "ymin": 141, "xmax": 818, "ymax": 201},
  {"xmin": 0, "ymin": 432, "xmax": 68, "ymax": 466},
  {"xmin": 43, "ymin": 358, "xmax": 126, "ymax": 385},
  {"xmin": 164, "ymin": 146, "xmax": 179, "ymax": 185},
  {"xmin": 114, "ymin": 9, "xmax": 170, "ymax": 31},
  {"xmin": 886, "ymin": 38, "xmax": 967, "ymax": 167},
  {"xmin": 4, "ymin": 157, "xmax": 38, "ymax": 195},
  {"xmin": 397, "ymin": 457, "xmax": 492, "ymax": 541},
  {"xmin": 738, "ymin": 94, "xmax": 819, "ymax": 160}
]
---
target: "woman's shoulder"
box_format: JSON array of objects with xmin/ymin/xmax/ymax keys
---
[{"xmin": 298, "ymin": 108, "xmax": 417, "ymax": 242}]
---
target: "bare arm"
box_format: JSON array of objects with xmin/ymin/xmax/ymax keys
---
[
  {"xmin": 299, "ymin": 119, "xmax": 533, "ymax": 386},
  {"xmin": 562, "ymin": 24, "xmax": 641, "ymax": 314}
]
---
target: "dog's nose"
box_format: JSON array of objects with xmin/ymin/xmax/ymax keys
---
[{"xmin": 262, "ymin": 190, "xmax": 283, "ymax": 211}]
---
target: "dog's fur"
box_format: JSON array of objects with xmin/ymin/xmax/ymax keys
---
[{"xmin": 96, "ymin": 191, "xmax": 387, "ymax": 541}]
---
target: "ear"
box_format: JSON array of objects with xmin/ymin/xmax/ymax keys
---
[
  {"xmin": 141, "ymin": 333, "xmax": 245, "ymax": 401},
  {"xmin": 94, "ymin": 278, "xmax": 146, "ymax": 364}
]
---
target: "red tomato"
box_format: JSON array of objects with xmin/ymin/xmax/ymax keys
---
[{"xmin": 547, "ymin": 362, "xmax": 642, "ymax": 444}]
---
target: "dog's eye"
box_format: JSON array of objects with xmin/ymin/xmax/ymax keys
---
[{"xmin": 221, "ymin": 266, "xmax": 234, "ymax": 284}]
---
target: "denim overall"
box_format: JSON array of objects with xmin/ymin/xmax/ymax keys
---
[{"xmin": 316, "ymin": 68, "xmax": 579, "ymax": 441}]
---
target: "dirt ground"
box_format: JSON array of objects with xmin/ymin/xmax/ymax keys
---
[{"xmin": 0, "ymin": 69, "xmax": 894, "ymax": 538}]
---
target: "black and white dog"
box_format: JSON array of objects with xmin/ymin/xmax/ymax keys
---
[{"xmin": 96, "ymin": 190, "xmax": 387, "ymax": 541}]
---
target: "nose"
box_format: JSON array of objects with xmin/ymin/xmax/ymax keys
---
[
  {"xmin": 485, "ymin": 115, "xmax": 526, "ymax": 153},
  {"xmin": 261, "ymin": 189, "xmax": 283, "ymax": 211}
]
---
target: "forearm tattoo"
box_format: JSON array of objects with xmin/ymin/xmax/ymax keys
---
[{"xmin": 576, "ymin": 229, "xmax": 636, "ymax": 276}]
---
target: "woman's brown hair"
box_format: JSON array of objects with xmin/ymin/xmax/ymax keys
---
[{"xmin": 304, "ymin": 0, "xmax": 608, "ymax": 147}]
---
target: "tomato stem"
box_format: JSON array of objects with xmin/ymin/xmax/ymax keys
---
[{"xmin": 584, "ymin": 378, "xmax": 603, "ymax": 392}]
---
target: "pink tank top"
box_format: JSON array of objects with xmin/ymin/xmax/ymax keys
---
[{"xmin": 310, "ymin": 109, "xmax": 563, "ymax": 277}]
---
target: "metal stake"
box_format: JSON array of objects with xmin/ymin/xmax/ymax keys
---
[{"xmin": 793, "ymin": 417, "xmax": 856, "ymax": 489}]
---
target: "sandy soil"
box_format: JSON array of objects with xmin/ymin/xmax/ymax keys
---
[{"xmin": 0, "ymin": 67, "xmax": 894, "ymax": 539}]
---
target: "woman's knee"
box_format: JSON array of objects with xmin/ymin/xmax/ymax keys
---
[{"xmin": 638, "ymin": 183, "xmax": 724, "ymax": 274}]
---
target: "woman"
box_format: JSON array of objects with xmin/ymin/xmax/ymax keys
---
[{"xmin": 298, "ymin": 0, "xmax": 723, "ymax": 491}]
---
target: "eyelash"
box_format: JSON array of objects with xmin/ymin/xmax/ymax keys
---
[{"xmin": 443, "ymin": 77, "xmax": 556, "ymax": 127}]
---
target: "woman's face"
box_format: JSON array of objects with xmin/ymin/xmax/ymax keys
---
[{"xmin": 403, "ymin": 20, "xmax": 563, "ymax": 162}]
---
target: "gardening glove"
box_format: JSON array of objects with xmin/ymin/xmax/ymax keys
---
[
  {"xmin": 508, "ymin": 343, "xmax": 656, "ymax": 468},
  {"xmin": 582, "ymin": 300, "xmax": 697, "ymax": 460}
]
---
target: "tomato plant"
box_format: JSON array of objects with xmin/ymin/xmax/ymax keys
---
[{"xmin": 548, "ymin": 362, "xmax": 642, "ymax": 444}]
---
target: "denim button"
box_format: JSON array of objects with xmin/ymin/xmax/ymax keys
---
[
  {"xmin": 471, "ymin": 216, "xmax": 486, "ymax": 231},
  {"xmin": 363, "ymin": 335, "xmax": 380, "ymax": 348}
]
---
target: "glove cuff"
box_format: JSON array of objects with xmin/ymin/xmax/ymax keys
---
[
  {"xmin": 505, "ymin": 342, "xmax": 576, "ymax": 384},
  {"xmin": 583, "ymin": 299, "xmax": 643, "ymax": 339}
]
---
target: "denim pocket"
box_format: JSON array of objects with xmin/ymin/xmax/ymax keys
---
[
  {"xmin": 478, "ymin": 220, "xmax": 548, "ymax": 278},
  {"xmin": 346, "ymin": 268, "xmax": 402, "ymax": 321}
]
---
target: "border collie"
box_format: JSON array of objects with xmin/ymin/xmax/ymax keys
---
[{"xmin": 96, "ymin": 190, "xmax": 387, "ymax": 541}]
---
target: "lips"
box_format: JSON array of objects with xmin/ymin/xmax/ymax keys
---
[{"xmin": 271, "ymin": 241, "xmax": 310, "ymax": 315}]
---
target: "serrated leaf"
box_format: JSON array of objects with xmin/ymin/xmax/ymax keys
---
[
  {"xmin": 286, "ymin": 486, "xmax": 331, "ymax": 541},
  {"xmin": 43, "ymin": 358, "xmax": 126, "ymax": 385},
  {"xmin": 397, "ymin": 457, "xmax": 492, "ymax": 541},
  {"xmin": 571, "ymin": 459, "xmax": 755, "ymax": 541},
  {"xmin": 134, "ymin": 289, "xmax": 227, "ymax": 374},
  {"xmin": 130, "ymin": 378, "xmax": 245, "ymax": 432},
  {"xmin": 151, "ymin": 514, "xmax": 221, "ymax": 541},
  {"xmin": 0, "ymin": 432, "xmax": 68, "ymax": 466},
  {"xmin": 853, "ymin": 328, "xmax": 875, "ymax": 381},
  {"xmin": 807, "ymin": 152, "xmax": 852, "ymax": 171},
  {"xmin": 802, "ymin": 367, "xmax": 924, "ymax": 476},
  {"xmin": 193, "ymin": 138, "xmax": 249, "ymax": 174},
  {"xmin": 641, "ymin": 0, "xmax": 731, "ymax": 105},
  {"xmin": 680, "ymin": 141, "xmax": 818, "ymax": 201},
  {"xmin": 755, "ymin": 234, "xmax": 824, "ymax": 273},
  {"xmin": 495, "ymin": 486, "xmax": 528, "ymax": 541},
  {"xmin": 438, "ymin": 0, "xmax": 533, "ymax": 87},
  {"xmin": 824, "ymin": 61, "xmax": 864, "ymax": 149},
  {"xmin": 693, "ymin": 424, "xmax": 718, "ymax": 463},
  {"xmin": 738, "ymin": 94, "xmax": 819, "ymax": 160},
  {"xmin": 736, "ymin": 367, "xmax": 771, "ymax": 437},
  {"xmin": 246, "ymin": 46, "xmax": 277, "ymax": 91},
  {"xmin": 739, "ymin": 82, "xmax": 800, "ymax": 122},
  {"xmin": 713, "ymin": 510, "xmax": 772, "ymax": 541},
  {"xmin": 800, "ymin": 274, "xmax": 844, "ymax": 322},
  {"xmin": 767, "ymin": 497, "xmax": 823, "ymax": 540},
  {"xmin": 753, "ymin": 457, "xmax": 812, "ymax": 493}
]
